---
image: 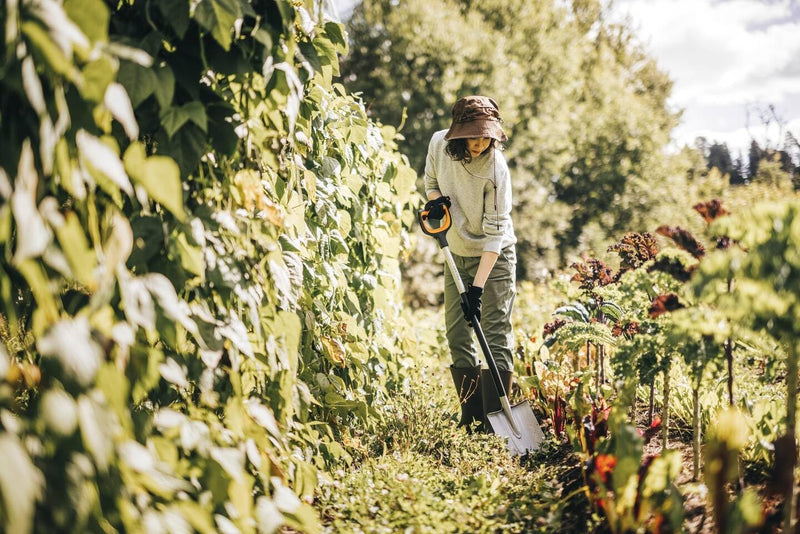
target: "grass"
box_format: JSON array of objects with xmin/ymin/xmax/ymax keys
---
[{"xmin": 315, "ymin": 351, "xmax": 597, "ymax": 533}]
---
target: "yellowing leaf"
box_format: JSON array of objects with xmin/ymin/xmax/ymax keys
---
[
  {"xmin": 321, "ymin": 336, "xmax": 346, "ymax": 367},
  {"xmin": 337, "ymin": 210, "xmax": 352, "ymax": 236}
]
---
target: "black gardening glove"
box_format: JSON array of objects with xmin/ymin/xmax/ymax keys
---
[
  {"xmin": 461, "ymin": 284, "xmax": 483, "ymax": 326},
  {"xmin": 424, "ymin": 196, "xmax": 451, "ymax": 220}
]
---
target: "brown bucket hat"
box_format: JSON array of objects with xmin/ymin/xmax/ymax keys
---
[{"xmin": 444, "ymin": 95, "xmax": 508, "ymax": 142}]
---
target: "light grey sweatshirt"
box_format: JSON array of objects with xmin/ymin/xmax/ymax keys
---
[{"xmin": 424, "ymin": 130, "xmax": 516, "ymax": 257}]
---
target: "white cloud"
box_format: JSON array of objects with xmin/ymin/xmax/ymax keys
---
[{"xmin": 611, "ymin": 0, "xmax": 800, "ymax": 152}]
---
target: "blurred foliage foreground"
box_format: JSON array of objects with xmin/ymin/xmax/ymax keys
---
[{"xmin": 0, "ymin": 1, "xmax": 418, "ymax": 532}]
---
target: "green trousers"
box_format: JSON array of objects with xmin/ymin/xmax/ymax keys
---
[{"xmin": 444, "ymin": 246, "xmax": 516, "ymax": 372}]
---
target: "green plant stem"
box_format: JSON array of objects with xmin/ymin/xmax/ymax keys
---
[
  {"xmin": 662, "ymin": 360, "xmax": 670, "ymax": 450},
  {"xmin": 594, "ymin": 343, "xmax": 600, "ymax": 395},
  {"xmin": 783, "ymin": 344, "xmax": 798, "ymax": 532},
  {"xmin": 726, "ymin": 276, "xmax": 734, "ymax": 406},
  {"xmin": 648, "ymin": 381, "xmax": 655, "ymax": 425},
  {"xmin": 599, "ymin": 344, "xmax": 606, "ymax": 386},
  {"xmin": 725, "ymin": 336, "xmax": 734, "ymax": 406},
  {"xmin": 585, "ymin": 340, "xmax": 590, "ymax": 372},
  {"xmin": 558, "ymin": 484, "xmax": 592, "ymax": 506},
  {"xmin": 692, "ymin": 384, "xmax": 700, "ymax": 481}
]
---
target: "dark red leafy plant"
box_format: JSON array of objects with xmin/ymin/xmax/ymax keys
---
[
  {"xmin": 612, "ymin": 320, "xmax": 641, "ymax": 338},
  {"xmin": 648, "ymin": 294, "xmax": 684, "ymax": 318},
  {"xmin": 570, "ymin": 258, "xmax": 615, "ymax": 290},
  {"xmin": 553, "ymin": 394, "xmax": 567, "ymax": 438},
  {"xmin": 543, "ymin": 318, "xmax": 567, "ymax": 335},
  {"xmin": 693, "ymin": 199, "xmax": 729, "ymax": 223},
  {"xmin": 647, "ymin": 256, "xmax": 697, "ymax": 282},
  {"xmin": 608, "ymin": 232, "xmax": 660, "ymax": 275},
  {"xmin": 655, "ymin": 225, "xmax": 706, "ymax": 259},
  {"xmin": 716, "ymin": 236, "xmax": 735, "ymax": 250},
  {"xmin": 638, "ymin": 417, "xmax": 662, "ymax": 445}
]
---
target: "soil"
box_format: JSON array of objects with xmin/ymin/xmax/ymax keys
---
[{"xmin": 642, "ymin": 425, "xmax": 783, "ymax": 533}]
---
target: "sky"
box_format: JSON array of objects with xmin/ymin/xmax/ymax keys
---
[
  {"xmin": 330, "ymin": 0, "xmax": 800, "ymax": 157},
  {"xmin": 609, "ymin": 0, "xmax": 800, "ymax": 156}
]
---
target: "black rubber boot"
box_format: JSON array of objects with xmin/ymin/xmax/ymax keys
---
[
  {"xmin": 449, "ymin": 365, "xmax": 484, "ymax": 432},
  {"xmin": 481, "ymin": 368, "xmax": 514, "ymax": 434}
]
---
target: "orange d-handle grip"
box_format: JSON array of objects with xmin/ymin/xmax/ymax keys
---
[{"xmin": 418, "ymin": 205, "xmax": 451, "ymax": 248}]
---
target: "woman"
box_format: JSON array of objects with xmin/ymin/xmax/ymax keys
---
[{"xmin": 423, "ymin": 95, "xmax": 517, "ymax": 431}]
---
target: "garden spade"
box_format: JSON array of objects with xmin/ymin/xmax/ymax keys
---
[{"xmin": 419, "ymin": 204, "xmax": 544, "ymax": 455}]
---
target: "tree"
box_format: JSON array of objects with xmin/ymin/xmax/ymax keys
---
[{"xmin": 707, "ymin": 143, "xmax": 735, "ymax": 183}]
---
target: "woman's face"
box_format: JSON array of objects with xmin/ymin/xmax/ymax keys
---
[{"xmin": 466, "ymin": 137, "xmax": 491, "ymax": 158}]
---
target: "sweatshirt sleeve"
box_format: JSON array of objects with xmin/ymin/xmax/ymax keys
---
[
  {"xmin": 482, "ymin": 155, "xmax": 513, "ymax": 254},
  {"xmin": 424, "ymin": 134, "xmax": 440, "ymax": 197}
]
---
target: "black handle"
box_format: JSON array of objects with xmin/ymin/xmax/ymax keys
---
[
  {"xmin": 418, "ymin": 205, "xmax": 451, "ymax": 248},
  {"xmin": 468, "ymin": 311, "xmax": 508, "ymax": 398}
]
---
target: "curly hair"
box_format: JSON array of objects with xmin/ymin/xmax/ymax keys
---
[{"xmin": 445, "ymin": 138, "xmax": 500, "ymax": 163}]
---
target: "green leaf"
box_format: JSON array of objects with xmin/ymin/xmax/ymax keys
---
[
  {"xmin": 38, "ymin": 317, "xmax": 103, "ymax": 386},
  {"xmin": 128, "ymin": 215, "xmax": 165, "ymax": 268},
  {"xmin": 76, "ymin": 130, "xmax": 133, "ymax": 197},
  {"xmin": 96, "ymin": 363, "xmax": 131, "ymax": 428},
  {"xmin": 207, "ymin": 102, "xmax": 239, "ymax": 156},
  {"xmin": 323, "ymin": 21, "xmax": 348, "ymax": 54},
  {"xmin": 55, "ymin": 211, "xmax": 97, "ymax": 286},
  {"xmin": 123, "ymin": 142, "xmax": 186, "ymax": 220},
  {"xmin": 117, "ymin": 61, "xmax": 158, "ymax": 108},
  {"xmin": 641, "ymin": 449, "xmax": 681, "ymax": 497},
  {"xmin": 298, "ymin": 40, "xmax": 323, "ymax": 74},
  {"xmin": 229, "ymin": 475, "xmax": 255, "ymax": 519},
  {"xmin": 314, "ymin": 36, "xmax": 341, "ymax": 76},
  {"xmin": 105, "ymin": 82, "xmax": 139, "ymax": 139},
  {"xmin": 394, "ymin": 166, "xmax": 416, "ymax": 197},
  {"xmin": 252, "ymin": 27, "xmax": 273, "ymax": 49},
  {"xmin": 553, "ymin": 304, "xmax": 589, "ymax": 322},
  {"xmin": 64, "ymin": 0, "xmax": 110, "ymax": 43},
  {"xmin": 40, "ymin": 388, "xmax": 78, "ymax": 436},
  {"xmin": 210, "ymin": 446, "xmax": 246, "ymax": 484},
  {"xmin": 284, "ymin": 502, "xmax": 322, "ymax": 534},
  {"xmin": 173, "ymin": 231, "xmax": 204, "ymax": 278},
  {"xmin": 154, "ymin": 65, "xmax": 176, "ymax": 109},
  {"xmin": 160, "ymin": 102, "xmax": 208, "ymax": 138},
  {"xmin": 129, "ymin": 346, "xmax": 164, "ymax": 403},
  {"xmin": 256, "ymin": 497, "xmax": 285, "ymax": 534},
  {"xmin": 78, "ymin": 395, "xmax": 115, "ymax": 471},
  {"xmin": 293, "ymin": 460, "xmax": 317, "ymax": 501},
  {"xmin": 11, "ymin": 144, "xmax": 51, "ymax": 263},
  {"xmin": 600, "ymin": 301, "xmax": 624, "ymax": 322},
  {"xmin": 79, "ymin": 56, "xmax": 115, "ymax": 102},
  {"xmin": 142, "ymin": 274, "xmax": 198, "ymax": 335},
  {"xmin": 157, "ymin": 123, "xmax": 207, "ymax": 177},
  {"xmin": 21, "ymin": 21, "xmax": 78, "ymax": 81},
  {"xmin": 193, "ymin": 0, "xmax": 241, "ymax": 51},
  {"xmin": 0, "ymin": 433, "xmax": 44, "ymax": 534},
  {"xmin": 158, "ymin": 0, "xmax": 191, "ymax": 39},
  {"xmin": 0, "ymin": 204, "xmax": 12, "ymax": 246},
  {"xmin": 16, "ymin": 260, "xmax": 60, "ymax": 330}
]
